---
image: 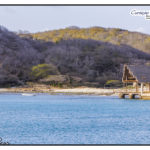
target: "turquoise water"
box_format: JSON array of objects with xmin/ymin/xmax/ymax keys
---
[{"xmin": 0, "ymin": 93, "xmax": 150, "ymax": 144}]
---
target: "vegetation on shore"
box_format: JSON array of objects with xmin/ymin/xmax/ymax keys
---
[{"xmin": 0, "ymin": 25, "xmax": 150, "ymax": 88}]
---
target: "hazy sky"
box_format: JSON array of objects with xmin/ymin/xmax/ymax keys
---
[{"xmin": 0, "ymin": 6, "xmax": 150, "ymax": 34}]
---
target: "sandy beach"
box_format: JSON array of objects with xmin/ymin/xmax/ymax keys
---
[
  {"xmin": 52, "ymin": 87, "xmax": 117, "ymax": 95},
  {"xmin": 0, "ymin": 85, "xmax": 127, "ymax": 96}
]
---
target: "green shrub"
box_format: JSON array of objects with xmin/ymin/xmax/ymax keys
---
[
  {"xmin": 31, "ymin": 64, "xmax": 60, "ymax": 80},
  {"xmin": 105, "ymin": 80, "xmax": 122, "ymax": 87}
]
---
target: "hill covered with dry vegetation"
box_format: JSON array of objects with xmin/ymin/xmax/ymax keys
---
[
  {"xmin": 22, "ymin": 26, "xmax": 150, "ymax": 54},
  {"xmin": 0, "ymin": 26, "xmax": 150, "ymax": 87}
]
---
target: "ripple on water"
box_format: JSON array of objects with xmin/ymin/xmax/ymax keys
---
[{"xmin": 0, "ymin": 93, "xmax": 150, "ymax": 144}]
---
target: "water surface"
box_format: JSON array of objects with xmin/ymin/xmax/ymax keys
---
[{"xmin": 0, "ymin": 93, "xmax": 150, "ymax": 144}]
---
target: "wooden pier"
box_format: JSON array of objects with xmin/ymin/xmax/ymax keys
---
[{"xmin": 119, "ymin": 64, "xmax": 150, "ymax": 100}]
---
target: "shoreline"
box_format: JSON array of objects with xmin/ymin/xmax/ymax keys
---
[{"xmin": 0, "ymin": 86, "xmax": 122, "ymax": 96}]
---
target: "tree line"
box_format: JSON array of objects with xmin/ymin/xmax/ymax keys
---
[{"xmin": 0, "ymin": 26, "xmax": 150, "ymax": 87}]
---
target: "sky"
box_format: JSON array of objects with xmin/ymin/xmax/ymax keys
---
[{"xmin": 0, "ymin": 6, "xmax": 150, "ymax": 34}]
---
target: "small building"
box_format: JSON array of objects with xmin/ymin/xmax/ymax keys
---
[{"xmin": 120, "ymin": 64, "xmax": 150, "ymax": 99}]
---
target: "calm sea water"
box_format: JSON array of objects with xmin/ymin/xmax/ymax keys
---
[{"xmin": 0, "ymin": 93, "xmax": 150, "ymax": 144}]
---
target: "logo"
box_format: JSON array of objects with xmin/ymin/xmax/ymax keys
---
[
  {"xmin": 0, "ymin": 137, "xmax": 9, "ymax": 145},
  {"xmin": 130, "ymin": 9, "xmax": 150, "ymax": 20}
]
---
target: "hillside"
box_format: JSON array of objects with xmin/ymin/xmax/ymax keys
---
[
  {"xmin": 0, "ymin": 26, "xmax": 150, "ymax": 87},
  {"xmin": 21, "ymin": 26, "xmax": 150, "ymax": 54}
]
